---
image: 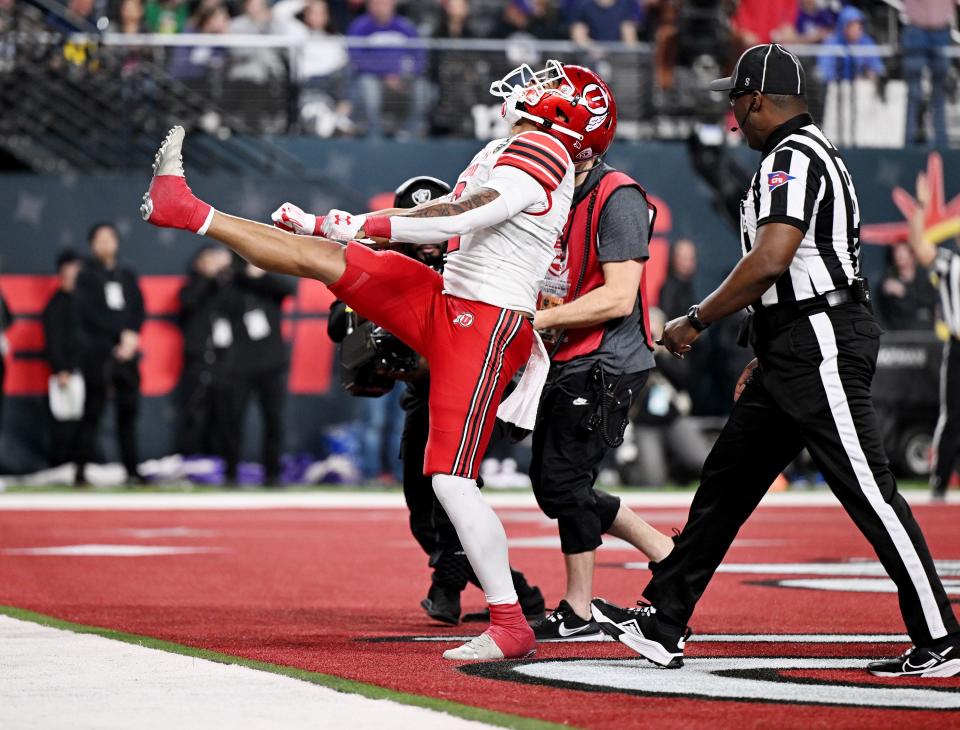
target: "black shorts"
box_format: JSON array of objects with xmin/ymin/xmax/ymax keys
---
[{"xmin": 530, "ymin": 365, "xmax": 648, "ymax": 554}]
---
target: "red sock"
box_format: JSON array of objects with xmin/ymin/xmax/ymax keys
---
[
  {"xmin": 147, "ymin": 175, "xmax": 213, "ymax": 234},
  {"xmin": 485, "ymin": 602, "xmax": 535, "ymax": 658}
]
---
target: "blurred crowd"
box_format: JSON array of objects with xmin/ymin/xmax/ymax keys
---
[{"xmin": 32, "ymin": 0, "xmax": 958, "ymax": 144}]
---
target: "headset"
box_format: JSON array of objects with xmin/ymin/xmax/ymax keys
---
[{"xmin": 731, "ymin": 92, "xmax": 760, "ymax": 134}]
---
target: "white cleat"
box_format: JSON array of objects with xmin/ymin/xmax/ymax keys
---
[
  {"xmin": 140, "ymin": 126, "xmax": 186, "ymax": 223},
  {"xmin": 153, "ymin": 126, "xmax": 186, "ymax": 177},
  {"xmin": 442, "ymin": 633, "xmax": 505, "ymax": 661}
]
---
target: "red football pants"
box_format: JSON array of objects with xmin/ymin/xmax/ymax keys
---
[{"xmin": 330, "ymin": 243, "xmax": 534, "ymax": 479}]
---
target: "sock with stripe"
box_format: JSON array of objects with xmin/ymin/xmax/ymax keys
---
[{"xmin": 431, "ymin": 474, "xmax": 517, "ymax": 606}]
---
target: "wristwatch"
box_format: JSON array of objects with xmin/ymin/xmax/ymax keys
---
[{"xmin": 686, "ymin": 304, "xmax": 709, "ymax": 332}]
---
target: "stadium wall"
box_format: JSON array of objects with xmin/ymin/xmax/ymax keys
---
[{"xmin": 0, "ymin": 140, "xmax": 954, "ymax": 473}]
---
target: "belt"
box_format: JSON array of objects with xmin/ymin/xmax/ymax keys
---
[{"xmin": 748, "ymin": 285, "xmax": 867, "ymax": 338}]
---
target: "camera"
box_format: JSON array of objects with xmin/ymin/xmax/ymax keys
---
[
  {"xmin": 340, "ymin": 312, "xmax": 421, "ymax": 396},
  {"xmin": 337, "ymin": 175, "xmax": 451, "ymax": 397}
]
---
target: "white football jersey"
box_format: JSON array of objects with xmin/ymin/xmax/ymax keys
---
[{"xmin": 442, "ymin": 131, "xmax": 575, "ymax": 315}]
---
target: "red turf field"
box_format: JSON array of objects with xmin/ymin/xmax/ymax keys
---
[{"xmin": 1, "ymin": 500, "xmax": 959, "ymax": 728}]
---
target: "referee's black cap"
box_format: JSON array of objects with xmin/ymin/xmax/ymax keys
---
[{"xmin": 709, "ymin": 44, "xmax": 806, "ymax": 96}]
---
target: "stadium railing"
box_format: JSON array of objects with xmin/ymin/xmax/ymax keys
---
[{"xmin": 2, "ymin": 31, "xmax": 957, "ymax": 172}]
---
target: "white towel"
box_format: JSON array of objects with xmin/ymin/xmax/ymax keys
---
[
  {"xmin": 49, "ymin": 373, "xmax": 85, "ymax": 422},
  {"xmin": 497, "ymin": 332, "xmax": 550, "ymax": 431}
]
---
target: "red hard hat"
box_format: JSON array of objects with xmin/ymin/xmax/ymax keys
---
[{"xmin": 490, "ymin": 60, "xmax": 618, "ymax": 162}]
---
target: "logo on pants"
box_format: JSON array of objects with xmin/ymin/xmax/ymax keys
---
[{"xmin": 453, "ymin": 312, "xmax": 474, "ymax": 328}]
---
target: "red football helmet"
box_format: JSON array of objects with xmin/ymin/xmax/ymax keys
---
[{"xmin": 490, "ymin": 60, "xmax": 618, "ymax": 162}]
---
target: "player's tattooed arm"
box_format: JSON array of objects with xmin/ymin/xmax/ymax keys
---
[
  {"xmin": 359, "ymin": 188, "xmax": 510, "ymax": 245},
  {"xmin": 394, "ymin": 188, "xmax": 500, "ymax": 218}
]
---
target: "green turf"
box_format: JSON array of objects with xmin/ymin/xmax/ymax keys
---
[{"xmin": 0, "ymin": 605, "xmax": 569, "ymax": 730}]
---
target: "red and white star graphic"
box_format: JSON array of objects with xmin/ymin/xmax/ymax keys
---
[{"xmin": 861, "ymin": 152, "xmax": 960, "ymax": 246}]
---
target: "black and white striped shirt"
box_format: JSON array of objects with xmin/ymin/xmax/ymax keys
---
[
  {"xmin": 740, "ymin": 113, "xmax": 862, "ymax": 308},
  {"xmin": 934, "ymin": 247, "xmax": 960, "ymax": 337}
]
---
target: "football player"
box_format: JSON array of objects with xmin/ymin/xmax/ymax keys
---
[{"xmin": 141, "ymin": 61, "xmax": 613, "ymax": 661}]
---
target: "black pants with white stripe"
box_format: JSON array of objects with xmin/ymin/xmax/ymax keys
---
[
  {"xmin": 644, "ymin": 304, "xmax": 959, "ymax": 647},
  {"xmin": 931, "ymin": 339, "xmax": 960, "ymax": 497}
]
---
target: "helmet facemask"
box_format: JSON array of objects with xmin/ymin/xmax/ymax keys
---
[{"xmin": 489, "ymin": 60, "xmax": 584, "ymax": 144}]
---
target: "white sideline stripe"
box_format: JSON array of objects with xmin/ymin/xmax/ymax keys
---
[
  {"xmin": 407, "ymin": 633, "xmax": 910, "ymax": 643},
  {"xmin": 809, "ymin": 312, "xmax": 948, "ymax": 639},
  {"xmin": 0, "ymin": 616, "xmax": 495, "ymax": 730},
  {"xmin": 0, "ymin": 490, "xmax": 954, "ymax": 510},
  {"xmin": 1, "ymin": 544, "xmax": 223, "ymax": 556}
]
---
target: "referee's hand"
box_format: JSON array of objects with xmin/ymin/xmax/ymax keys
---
[
  {"xmin": 734, "ymin": 358, "xmax": 759, "ymax": 402},
  {"xmin": 658, "ymin": 316, "xmax": 700, "ymax": 358}
]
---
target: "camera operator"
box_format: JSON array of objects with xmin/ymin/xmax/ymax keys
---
[
  {"xmin": 528, "ymin": 119, "xmax": 675, "ymax": 640},
  {"xmin": 221, "ymin": 254, "xmax": 296, "ymax": 486},
  {"xmin": 176, "ymin": 244, "xmax": 236, "ymax": 459},
  {"xmin": 327, "ymin": 176, "xmax": 544, "ymax": 625}
]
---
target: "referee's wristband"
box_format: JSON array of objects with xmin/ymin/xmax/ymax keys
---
[{"xmin": 686, "ymin": 305, "xmax": 709, "ymax": 332}]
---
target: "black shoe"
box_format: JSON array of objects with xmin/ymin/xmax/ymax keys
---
[
  {"xmin": 868, "ymin": 640, "xmax": 960, "ymax": 677},
  {"xmin": 590, "ymin": 598, "xmax": 687, "ymax": 668},
  {"xmin": 533, "ymin": 600, "xmax": 605, "ymax": 641},
  {"xmin": 518, "ymin": 583, "xmax": 546, "ymax": 622},
  {"xmin": 462, "ymin": 584, "xmax": 547, "ymax": 624},
  {"xmin": 420, "ymin": 583, "xmax": 461, "ymax": 625}
]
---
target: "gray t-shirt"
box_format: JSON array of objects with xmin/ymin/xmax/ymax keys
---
[{"xmin": 551, "ymin": 165, "xmax": 656, "ymax": 378}]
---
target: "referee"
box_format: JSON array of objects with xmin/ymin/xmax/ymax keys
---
[
  {"xmin": 906, "ymin": 170, "xmax": 960, "ymax": 501},
  {"xmin": 591, "ymin": 44, "xmax": 960, "ymax": 678}
]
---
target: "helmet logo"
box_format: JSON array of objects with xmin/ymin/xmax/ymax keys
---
[
  {"xmin": 575, "ymin": 148, "xmax": 594, "ymax": 160},
  {"xmin": 411, "ymin": 188, "xmax": 432, "ymax": 205},
  {"xmin": 581, "ymin": 83, "xmax": 610, "ymax": 115},
  {"xmin": 585, "ymin": 114, "xmax": 607, "ymax": 132}
]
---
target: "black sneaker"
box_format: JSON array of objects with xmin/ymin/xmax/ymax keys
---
[
  {"xmin": 421, "ymin": 583, "xmax": 461, "ymax": 625},
  {"xmin": 591, "ymin": 598, "xmax": 687, "ymax": 668},
  {"xmin": 868, "ymin": 640, "xmax": 960, "ymax": 677},
  {"xmin": 534, "ymin": 600, "xmax": 605, "ymax": 641}
]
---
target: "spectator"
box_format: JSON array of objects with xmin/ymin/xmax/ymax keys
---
[
  {"xmin": 74, "ymin": 223, "xmax": 146, "ymax": 486},
  {"xmin": 436, "ymin": 0, "xmax": 474, "ymax": 39},
  {"xmin": 43, "ymin": 250, "xmax": 86, "ymax": 468},
  {"xmin": 143, "ymin": 0, "xmax": 187, "ymax": 33},
  {"xmin": 47, "ymin": 0, "xmax": 98, "ymax": 32},
  {"xmin": 493, "ymin": 0, "xmax": 564, "ymax": 40},
  {"xmin": 175, "ymin": 245, "xmax": 235, "ymax": 459},
  {"xmin": 275, "ymin": 0, "xmax": 352, "ymax": 134},
  {"xmin": 817, "ymin": 5, "xmax": 885, "ymax": 83},
  {"xmin": 876, "ymin": 242, "xmax": 939, "ymax": 330},
  {"xmin": 791, "ymin": 0, "xmax": 835, "ymax": 43},
  {"xmin": 228, "ymin": 0, "xmax": 286, "ymax": 85},
  {"xmin": 902, "ymin": 0, "xmax": 954, "ymax": 148},
  {"xmin": 220, "ymin": 258, "xmax": 295, "ymax": 486},
  {"xmin": 115, "ymin": 0, "xmax": 144, "ymax": 33},
  {"xmin": 731, "ymin": 0, "xmax": 796, "ymax": 48},
  {"xmin": 430, "ymin": 0, "xmax": 482, "ymax": 135},
  {"xmin": 649, "ymin": 0, "xmax": 678, "ymax": 90},
  {"xmin": 167, "ymin": 3, "xmax": 229, "ymax": 82},
  {"xmin": 571, "ymin": 0, "xmax": 640, "ymax": 44},
  {"xmin": 346, "ymin": 0, "xmax": 430, "ymax": 139},
  {"xmin": 657, "ymin": 238, "xmax": 697, "ymax": 319}
]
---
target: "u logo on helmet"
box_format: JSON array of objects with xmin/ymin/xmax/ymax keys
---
[{"xmin": 581, "ymin": 83, "xmax": 610, "ymax": 116}]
